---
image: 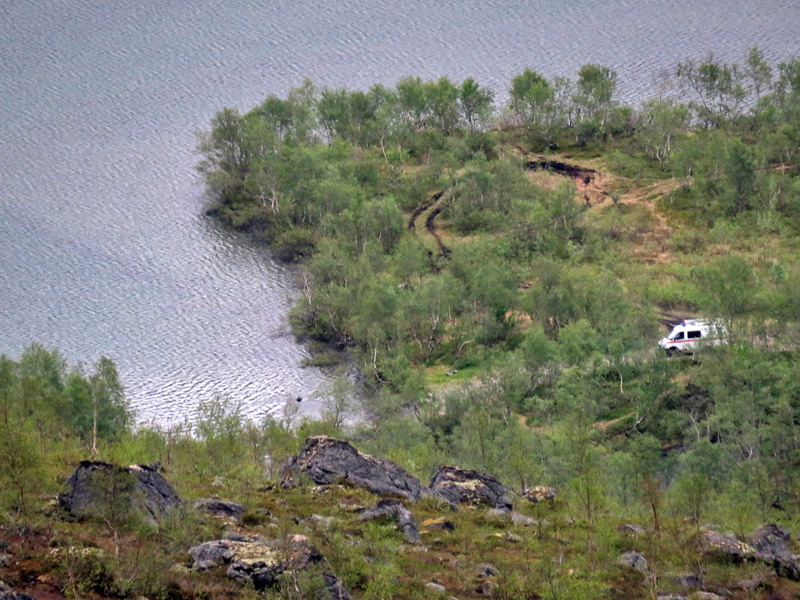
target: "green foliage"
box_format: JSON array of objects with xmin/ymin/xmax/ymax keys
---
[
  {"xmin": 194, "ymin": 394, "xmax": 250, "ymax": 477},
  {"xmin": 87, "ymin": 467, "xmax": 149, "ymax": 532},
  {"xmin": 509, "ymin": 69, "xmax": 554, "ymax": 133},
  {"xmin": 723, "ymin": 138, "xmax": 757, "ymax": 215},
  {"xmin": 676, "ymin": 54, "xmax": 748, "ymax": 127},
  {"xmin": 692, "ymin": 255, "xmax": 758, "ymax": 334},
  {"xmin": 670, "ymin": 471, "xmax": 713, "ymax": 524},
  {"xmin": 0, "ymin": 358, "xmax": 46, "ymax": 516},
  {"xmin": 635, "ymin": 98, "xmax": 690, "ymax": 163},
  {"xmin": 459, "ymin": 77, "xmax": 495, "ymax": 132},
  {"xmin": 146, "ymin": 59, "xmax": 800, "ymax": 589},
  {"xmin": 0, "ymin": 346, "xmax": 134, "ymax": 516},
  {"xmin": 444, "ymin": 156, "xmax": 536, "ymax": 234},
  {"xmin": 61, "ymin": 547, "xmax": 119, "ymax": 598},
  {"xmin": 315, "ymin": 372, "xmax": 355, "ymax": 429},
  {"xmin": 509, "ymin": 182, "xmax": 586, "ymax": 257},
  {"xmin": 572, "ymin": 63, "xmax": 620, "ymax": 143}
]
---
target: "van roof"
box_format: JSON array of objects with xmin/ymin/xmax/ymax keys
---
[{"xmin": 670, "ymin": 319, "xmax": 718, "ymax": 330}]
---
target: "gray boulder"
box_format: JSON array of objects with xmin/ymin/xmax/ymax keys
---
[
  {"xmin": 59, "ymin": 461, "xmax": 179, "ymax": 523},
  {"xmin": 190, "ymin": 533, "xmax": 349, "ymax": 599},
  {"xmin": 701, "ymin": 526, "xmax": 800, "ymax": 581},
  {"xmin": 486, "ymin": 508, "xmax": 511, "ymax": 521},
  {"xmin": 751, "ymin": 524, "xmax": 793, "ymax": 558},
  {"xmin": 477, "ymin": 580, "xmax": 498, "ymax": 596},
  {"xmin": 750, "ymin": 524, "xmax": 800, "ymax": 581},
  {"xmin": 194, "ymin": 498, "xmax": 247, "ymax": 519},
  {"xmin": 359, "ymin": 499, "xmax": 421, "ymax": 543},
  {"xmin": 422, "ymin": 517, "xmax": 455, "ymax": 531},
  {"xmin": 475, "ymin": 564, "xmax": 499, "ymax": 597},
  {"xmin": 0, "ymin": 593, "xmax": 37, "ymax": 600},
  {"xmin": 675, "ymin": 573, "xmax": 703, "ymax": 589},
  {"xmin": 429, "ymin": 466, "xmax": 512, "ymax": 510},
  {"xmin": 511, "ymin": 512, "xmax": 541, "ymax": 527},
  {"xmin": 281, "ymin": 436, "xmax": 422, "ymax": 501},
  {"xmin": 189, "ymin": 538, "xmax": 244, "ymax": 570},
  {"xmin": 618, "ymin": 551, "xmax": 648, "ymax": 575},
  {"xmin": 502, "ymin": 531, "xmax": 521, "ymax": 543},
  {"xmin": 700, "ymin": 530, "xmax": 755, "ymax": 563},
  {"xmin": 523, "ymin": 486, "xmax": 558, "ymax": 503},
  {"xmin": 476, "ymin": 563, "xmax": 500, "ymax": 578},
  {"xmin": 325, "ymin": 573, "xmax": 352, "ymax": 600},
  {"xmin": 310, "ymin": 514, "xmax": 335, "ymax": 529},
  {"xmin": 425, "ymin": 582, "xmax": 447, "ymax": 594},
  {"xmin": 225, "ymin": 536, "xmax": 322, "ymax": 591}
]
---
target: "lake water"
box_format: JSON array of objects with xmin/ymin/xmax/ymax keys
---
[{"xmin": 1, "ymin": 0, "xmax": 798, "ymax": 426}]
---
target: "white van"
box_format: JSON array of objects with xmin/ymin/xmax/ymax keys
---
[{"xmin": 659, "ymin": 319, "xmax": 727, "ymax": 356}]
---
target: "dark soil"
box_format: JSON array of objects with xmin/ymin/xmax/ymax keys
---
[
  {"xmin": 425, "ymin": 203, "xmax": 451, "ymax": 258},
  {"xmin": 527, "ymin": 159, "xmax": 596, "ymax": 180},
  {"xmin": 409, "ymin": 191, "xmax": 451, "ymax": 259},
  {"xmin": 408, "ymin": 192, "xmax": 442, "ymax": 230}
]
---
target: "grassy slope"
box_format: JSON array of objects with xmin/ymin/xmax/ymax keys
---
[
  {"xmin": 419, "ymin": 142, "xmax": 799, "ymax": 389},
  {"xmin": 2, "ymin": 475, "xmax": 799, "ymax": 600},
  {"xmin": 3, "ymin": 145, "xmax": 799, "ymax": 600}
]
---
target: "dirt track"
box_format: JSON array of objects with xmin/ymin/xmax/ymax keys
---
[
  {"xmin": 527, "ymin": 153, "xmax": 681, "ymax": 264},
  {"xmin": 409, "ymin": 191, "xmax": 451, "ymax": 258}
]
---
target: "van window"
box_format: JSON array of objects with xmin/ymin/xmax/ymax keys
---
[
  {"xmin": 673, "ymin": 332, "xmax": 684, "ymax": 340},
  {"xmin": 687, "ymin": 330, "xmax": 701, "ymax": 339}
]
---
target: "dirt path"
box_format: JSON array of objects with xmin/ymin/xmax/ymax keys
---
[
  {"xmin": 408, "ymin": 191, "xmax": 440, "ymax": 230},
  {"xmin": 527, "ymin": 158, "xmax": 597, "ymax": 180},
  {"xmin": 528, "ymin": 156, "xmax": 603, "ymax": 206},
  {"xmin": 594, "ymin": 411, "xmax": 635, "ymax": 432},
  {"xmin": 526, "ymin": 153, "xmax": 683, "ymax": 263},
  {"xmin": 410, "ymin": 154, "xmax": 683, "ymax": 265},
  {"xmin": 409, "ymin": 191, "xmax": 451, "ymax": 258}
]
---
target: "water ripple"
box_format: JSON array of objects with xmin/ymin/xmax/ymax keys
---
[{"xmin": 1, "ymin": 0, "xmax": 798, "ymax": 427}]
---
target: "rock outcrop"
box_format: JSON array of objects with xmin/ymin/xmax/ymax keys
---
[
  {"xmin": 524, "ymin": 486, "xmax": 558, "ymax": 503},
  {"xmin": 429, "ymin": 466, "xmax": 512, "ymax": 510},
  {"xmin": 358, "ymin": 499, "xmax": 421, "ymax": 543},
  {"xmin": 675, "ymin": 573, "xmax": 702, "ymax": 590},
  {"xmin": 189, "ymin": 533, "xmax": 349, "ymax": 598},
  {"xmin": 750, "ymin": 524, "xmax": 800, "ymax": 581},
  {"xmin": 425, "ymin": 582, "xmax": 447, "ymax": 594},
  {"xmin": 617, "ymin": 551, "xmax": 648, "ymax": 575},
  {"xmin": 475, "ymin": 564, "xmax": 500, "ymax": 596},
  {"xmin": 701, "ymin": 526, "xmax": 800, "ymax": 581},
  {"xmin": 510, "ymin": 512, "xmax": 541, "ymax": 527},
  {"xmin": 194, "ymin": 498, "xmax": 247, "ymax": 519},
  {"xmin": 700, "ymin": 530, "xmax": 756, "ymax": 563},
  {"xmin": 422, "ymin": 517, "xmax": 455, "ymax": 532},
  {"xmin": 59, "ymin": 461, "xmax": 180, "ymax": 523},
  {"xmin": 0, "ymin": 593, "xmax": 37, "ymax": 600},
  {"xmin": 225, "ymin": 535, "xmax": 322, "ymax": 591},
  {"xmin": 281, "ymin": 436, "xmax": 422, "ymax": 501}
]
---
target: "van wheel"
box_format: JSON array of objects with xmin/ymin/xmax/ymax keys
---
[{"xmin": 665, "ymin": 348, "xmax": 676, "ymax": 358}]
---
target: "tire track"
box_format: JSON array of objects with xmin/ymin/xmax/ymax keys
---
[{"xmin": 408, "ymin": 190, "xmax": 451, "ymax": 259}]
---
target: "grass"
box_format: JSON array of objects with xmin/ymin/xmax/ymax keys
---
[
  {"xmin": 424, "ymin": 364, "xmax": 480, "ymax": 387},
  {"xmin": 3, "ymin": 431, "xmax": 800, "ymax": 600}
]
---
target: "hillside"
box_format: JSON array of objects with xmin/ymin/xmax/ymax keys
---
[
  {"xmin": 3, "ymin": 435, "xmax": 800, "ymax": 600},
  {"xmin": 3, "ymin": 49, "xmax": 800, "ymax": 599}
]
